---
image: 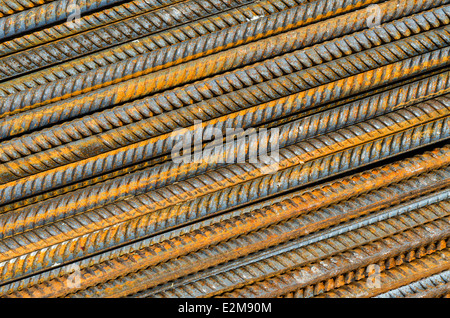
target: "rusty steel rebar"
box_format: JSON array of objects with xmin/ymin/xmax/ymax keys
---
[
  {"xmin": 4, "ymin": 52, "xmax": 450, "ymax": 210},
  {"xmin": 0, "ymin": 0, "xmax": 449, "ymax": 300},
  {"xmin": 4, "ymin": 180, "xmax": 448, "ymax": 296},
  {"xmin": 376, "ymin": 270, "xmax": 450, "ymax": 298},
  {"xmin": 314, "ymin": 247, "xmax": 450, "ymax": 298},
  {"xmin": 260, "ymin": 65, "xmax": 450, "ymax": 130},
  {"xmin": 0, "ymin": 0, "xmax": 128, "ymax": 40},
  {"xmin": 218, "ymin": 221, "xmax": 450, "ymax": 298},
  {"xmin": 190, "ymin": 220, "xmax": 450, "ymax": 299},
  {"xmin": 0, "ymin": 152, "xmax": 173, "ymax": 214},
  {"xmin": 1, "ymin": 100, "xmax": 448, "ymax": 287},
  {"xmin": 404, "ymin": 283, "xmax": 450, "ymax": 298},
  {"xmin": 0, "ymin": 0, "xmax": 294, "ymax": 85},
  {"xmin": 2, "ymin": 4, "xmax": 448, "ymax": 163},
  {"xmin": 282, "ymin": 244, "xmax": 449, "ymax": 298},
  {"xmin": 0, "ymin": 0, "xmax": 57, "ymax": 18},
  {"xmin": 66, "ymin": 205, "xmax": 450, "ymax": 297},
  {"xmin": 281, "ymin": 230, "xmax": 450, "ymax": 298},
  {"xmin": 2, "ymin": 93, "xmax": 449, "ymax": 244},
  {"xmin": 0, "ymin": 0, "xmax": 443, "ymax": 133},
  {"xmin": 3, "ymin": 23, "xmax": 450, "ymax": 182},
  {"xmin": 0, "ymin": 0, "xmax": 186, "ymax": 57},
  {"xmin": 0, "ymin": 0, "xmax": 257, "ymax": 82},
  {"xmin": 13, "ymin": 205, "xmax": 450, "ymax": 297},
  {"xmin": 2, "ymin": 48, "xmax": 449, "ymax": 207},
  {"xmin": 136, "ymin": 170, "xmax": 450, "ymax": 297},
  {"xmin": 281, "ymin": 242, "xmax": 449, "ymax": 298},
  {"xmin": 0, "ymin": 0, "xmax": 391, "ymax": 118},
  {"xmin": 0, "ymin": 100, "xmax": 447, "ymax": 261},
  {"xmin": 0, "ymin": 64, "xmax": 447, "ymax": 215},
  {"xmin": 8, "ymin": 67, "xmax": 450, "ymax": 215},
  {"xmin": 1, "ymin": 144, "xmax": 449, "ymax": 298}
]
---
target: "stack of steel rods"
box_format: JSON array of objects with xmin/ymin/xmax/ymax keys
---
[{"xmin": 0, "ymin": 0, "xmax": 449, "ymax": 299}]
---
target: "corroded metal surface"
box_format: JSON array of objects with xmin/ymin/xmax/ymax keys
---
[{"xmin": 0, "ymin": 0, "xmax": 448, "ymax": 299}]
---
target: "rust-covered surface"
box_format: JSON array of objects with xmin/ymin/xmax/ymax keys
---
[{"xmin": 0, "ymin": 0, "xmax": 449, "ymax": 298}]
